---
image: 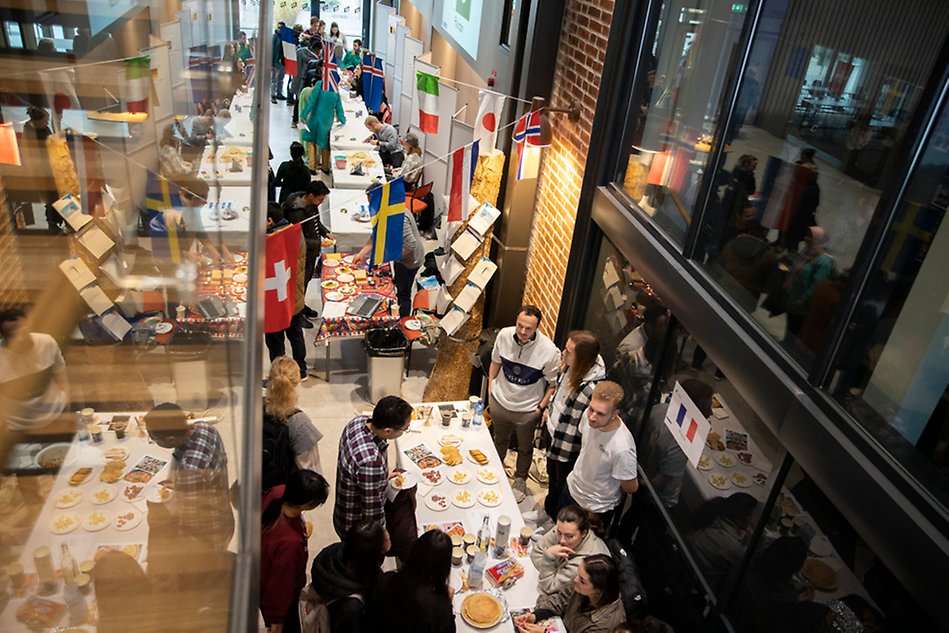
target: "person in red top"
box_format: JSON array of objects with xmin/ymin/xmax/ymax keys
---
[{"xmin": 261, "ymin": 469, "xmax": 329, "ymax": 633}]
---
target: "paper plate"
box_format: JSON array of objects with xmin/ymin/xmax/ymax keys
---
[
  {"xmin": 730, "ymin": 472, "xmax": 752, "ymax": 488},
  {"xmin": 324, "ymin": 259, "xmax": 341, "ymax": 268},
  {"xmin": 460, "ymin": 592, "xmax": 504, "ymax": 630},
  {"xmin": 154, "ymin": 322, "xmax": 174, "ymax": 335},
  {"xmin": 90, "ymin": 486, "xmax": 117, "ymax": 505},
  {"xmin": 708, "ymin": 473, "xmax": 732, "ymax": 490},
  {"xmin": 325, "ymin": 291, "xmax": 345, "ymax": 302},
  {"xmin": 419, "ymin": 468, "xmax": 443, "ymax": 486},
  {"xmin": 50, "ymin": 512, "xmax": 81, "ymax": 535},
  {"xmin": 54, "ymin": 489, "xmax": 84, "ymax": 509},
  {"xmin": 452, "ymin": 490, "xmax": 475, "ymax": 508},
  {"xmin": 477, "ymin": 489, "xmax": 502, "ymax": 507},
  {"xmin": 390, "ymin": 472, "xmax": 416, "ymax": 490},
  {"xmin": 335, "ymin": 266, "xmax": 352, "ymax": 275},
  {"xmin": 114, "ymin": 509, "xmax": 143, "ymax": 531},
  {"xmin": 447, "ymin": 468, "xmax": 471, "ymax": 485},
  {"xmin": 342, "ymin": 255, "xmax": 356, "ymax": 264},
  {"xmin": 404, "ymin": 319, "xmax": 422, "ymax": 331},
  {"xmin": 338, "ymin": 285, "xmax": 357, "ymax": 295},
  {"xmin": 425, "ymin": 493, "xmax": 449, "ymax": 511},
  {"xmin": 336, "ymin": 273, "xmax": 355, "ymax": 283},
  {"xmin": 321, "ymin": 280, "xmax": 339, "ymax": 289},
  {"xmin": 475, "ymin": 467, "xmax": 499, "ymax": 485},
  {"xmin": 233, "ymin": 273, "xmax": 248, "ymax": 284},
  {"xmin": 83, "ymin": 510, "xmax": 111, "ymax": 532}
]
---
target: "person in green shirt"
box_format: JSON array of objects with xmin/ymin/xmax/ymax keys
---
[
  {"xmin": 300, "ymin": 80, "xmax": 346, "ymax": 173},
  {"xmin": 237, "ymin": 31, "xmax": 253, "ymax": 61},
  {"xmin": 342, "ymin": 38, "xmax": 363, "ymax": 70}
]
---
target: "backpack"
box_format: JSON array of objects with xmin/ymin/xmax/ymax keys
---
[
  {"xmin": 607, "ymin": 537, "xmax": 648, "ymax": 621},
  {"xmin": 262, "ymin": 410, "xmax": 298, "ymax": 492},
  {"xmin": 298, "ymin": 585, "xmax": 363, "ymax": 633}
]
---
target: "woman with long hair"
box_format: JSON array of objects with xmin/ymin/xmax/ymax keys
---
[
  {"xmin": 328, "ymin": 21, "xmax": 347, "ymax": 50},
  {"xmin": 260, "ymin": 469, "xmax": 330, "ymax": 633},
  {"xmin": 543, "ymin": 330, "xmax": 605, "ymax": 520},
  {"xmin": 274, "ymin": 141, "xmax": 312, "ymax": 202},
  {"xmin": 515, "ymin": 554, "xmax": 626, "ymax": 633},
  {"xmin": 399, "ymin": 133, "xmax": 424, "ymax": 188},
  {"xmin": 158, "ymin": 123, "xmax": 193, "ymax": 178},
  {"xmin": 686, "ymin": 492, "xmax": 757, "ymax": 593},
  {"xmin": 531, "ymin": 504, "xmax": 611, "ymax": 596},
  {"xmin": 310, "ymin": 519, "xmax": 390, "ymax": 632},
  {"xmin": 367, "ymin": 529, "xmax": 455, "ymax": 632},
  {"xmin": 266, "ymin": 357, "xmax": 323, "ymax": 473}
]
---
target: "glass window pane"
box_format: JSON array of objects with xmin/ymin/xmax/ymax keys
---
[
  {"xmin": 693, "ymin": 0, "xmax": 949, "ymax": 372},
  {"xmin": 616, "ymin": 0, "xmax": 747, "ymax": 246},
  {"xmin": 5, "ymin": 22, "xmax": 23, "ymax": 48},
  {"xmin": 830, "ymin": 102, "xmax": 949, "ymax": 510}
]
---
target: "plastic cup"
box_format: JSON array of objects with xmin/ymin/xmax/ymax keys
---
[
  {"xmin": 441, "ymin": 412, "xmax": 452, "ymax": 427},
  {"xmin": 113, "ymin": 421, "xmax": 127, "ymax": 440},
  {"xmin": 519, "ymin": 526, "xmax": 534, "ymax": 547},
  {"xmin": 466, "ymin": 545, "xmax": 477, "ymax": 564},
  {"xmin": 451, "ymin": 547, "xmax": 464, "ymax": 567}
]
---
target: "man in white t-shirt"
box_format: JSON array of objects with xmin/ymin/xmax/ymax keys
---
[
  {"xmin": 563, "ymin": 380, "xmax": 638, "ymax": 527},
  {"xmin": 0, "ymin": 308, "xmax": 69, "ymax": 432}
]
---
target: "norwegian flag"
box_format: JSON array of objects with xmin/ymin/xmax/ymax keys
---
[
  {"xmin": 512, "ymin": 110, "xmax": 542, "ymax": 179},
  {"xmin": 322, "ymin": 41, "xmax": 339, "ymax": 92}
]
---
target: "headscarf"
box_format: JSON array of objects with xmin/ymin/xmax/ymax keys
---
[{"xmin": 808, "ymin": 226, "xmax": 829, "ymax": 255}]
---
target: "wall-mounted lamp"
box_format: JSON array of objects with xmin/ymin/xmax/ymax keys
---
[
  {"xmin": 531, "ymin": 96, "xmax": 580, "ymax": 147},
  {"xmin": 0, "ymin": 123, "xmax": 22, "ymax": 166}
]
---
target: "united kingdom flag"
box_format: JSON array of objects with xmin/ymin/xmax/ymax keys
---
[{"xmin": 323, "ymin": 41, "xmax": 340, "ymax": 92}]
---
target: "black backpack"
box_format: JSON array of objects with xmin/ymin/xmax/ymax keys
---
[
  {"xmin": 607, "ymin": 537, "xmax": 648, "ymax": 621},
  {"xmin": 262, "ymin": 410, "xmax": 298, "ymax": 492}
]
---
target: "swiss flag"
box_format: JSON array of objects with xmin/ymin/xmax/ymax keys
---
[{"xmin": 264, "ymin": 224, "xmax": 302, "ymax": 333}]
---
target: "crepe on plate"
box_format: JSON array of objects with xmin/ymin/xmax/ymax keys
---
[{"xmin": 461, "ymin": 593, "xmax": 502, "ymax": 626}]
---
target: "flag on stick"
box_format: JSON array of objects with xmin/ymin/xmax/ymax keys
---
[
  {"xmin": 448, "ymin": 141, "xmax": 479, "ymax": 222},
  {"xmin": 367, "ymin": 178, "xmax": 406, "ymax": 266},
  {"xmin": 416, "ymin": 72, "xmax": 440, "ymax": 134},
  {"xmin": 362, "ymin": 52, "xmax": 385, "ymax": 113},
  {"xmin": 264, "ymin": 224, "xmax": 302, "ymax": 333},
  {"xmin": 280, "ymin": 26, "xmax": 298, "ymax": 76}
]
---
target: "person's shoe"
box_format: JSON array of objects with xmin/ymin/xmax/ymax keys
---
[
  {"xmin": 299, "ymin": 373, "xmax": 309, "ymax": 382},
  {"xmin": 291, "ymin": 122, "xmax": 298, "ymax": 129},
  {"xmin": 300, "ymin": 318, "xmax": 314, "ymax": 329},
  {"xmin": 511, "ymin": 477, "xmax": 528, "ymax": 503},
  {"xmin": 302, "ymin": 306, "xmax": 319, "ymax": 319},
  {"xmin": 521, "ymin": 510, "xmax": 541, "ymax": 523},
  {"xmin": 276, "ymin": 94, "xmax": 287, "ymax": 101}
]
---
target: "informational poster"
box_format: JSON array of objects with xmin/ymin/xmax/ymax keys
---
[
  {"xmin": 664, "ymin": 381, "xmax": 712, "ymax": 468},
  {"xmin": 440, "ymin": 0, "xmax": 483, "ymax": 59}
]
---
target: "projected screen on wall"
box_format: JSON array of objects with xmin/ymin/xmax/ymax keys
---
[{"xmin": 440, "ymin": 0, "xmax": 483, "ymax": 59}]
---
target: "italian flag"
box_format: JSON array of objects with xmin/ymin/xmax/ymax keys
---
[
  {"xmin": 417, "ymin": 71, "xmax": 439, "ymax": 134},
  {"xmin": 125, "ymin": 56, "xmax": 151, "ymax": 113}
]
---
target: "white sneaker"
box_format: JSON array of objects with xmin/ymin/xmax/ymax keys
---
[{"xmin": 521, "ymin": 510, "xmax": 541, "ymax": 523}]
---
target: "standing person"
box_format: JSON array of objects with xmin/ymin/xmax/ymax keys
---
[
  {"xmin": 641, "ymin": 378, "xmax": 713, "ymax": 509},
  {"xmin": 778, "ymin": 148, "xmax": 820, "ymax": 254},
  {"xmin": 271, "ymin": 22, "xmax": 287, "ymax": 103},
  {"xmin": 260, "ymin": 469, "xmax": 330, "ymax": 633},
  {"xmin": 286, "ymin": 25, "xmax": 303, "ymax": 106},
  {"xmin": 265, "ymin": 356, "xmax": 323, "ymax": 472},
  {"xmin": 333, "ymin": 395, "xmax": 413, "ymax": 539},
  {"xmin": 366, "ymin": 529, "xmax": 455, "ymax": 633},
  {"xmin": 352, "ymin": 185, "xmax": 425, "ymax": 318},
  {"xmin": 274, "ymin": 142, "xmax": 312, "ymax": 203},
  {"xmin": 488, "ymin": 305, "xmax": 561, "ymax": 503},
  {"xmin": 342, "ymin": 38, "xmax": 363, "ymax": 69},
  {"xmin": 143, "ymin": 403, "xmax": 234, "ymax": 550},
  {"xmin": 514, "ymin": 554, "xmax": 627, "ymax": 633},
  {"xmin": 300, "ymin": 79, "xmax": 346, "ymax": 173},
  {"xmin": 542, "ymin": 330, "xmax": 605, "ymax": 521},
  {"xmin": 784, "ymin": 226, "xmax": 834, "ymax": 345},
  {"xmin": 291, "ymin": 37, "xmax": 319, "ymax": 128},
  {"xmin": 264, "ymin": 203, "xmax": 312, "ymax": 358},
  {"xmin": 327, "ymin": 21, "xmax": 347, "ymax": 50},
  {"xmin": 309, "ymin": 519, "xmax": 390, "ymax": 633},
  {"xmin": 530, "ymin": 505, "xmax": 610, "ymax": 597},
  {"xmin": 363, "ymin": 115, "xmax": 404, "ymax": 168},
  {"xmin": 283, "ymin": 181, "xmax": 333, "ymax": 320},
  {"xmin": 562, "ymin": 381, "xmax": 638, "ymax": 528}
]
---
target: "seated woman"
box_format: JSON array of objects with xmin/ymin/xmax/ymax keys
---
[
  {"xmin": 685, "ymin": 492, "xmax": 757, "ymax": 594},
  {"xmin": 515, "ymin": 554, "xmax": 626, "ymax": 633},
  {"xmin": 309, "ymin": 518, "xmax": 390, "ymax": 632},
  {"xmin": 531, "ymin": 505, "xmax": 610, "ymax": 596},
  {"xmin": 399, "ymin": 133, "xmax": 423, "ymax": 189},
  {"xmin": 367, "ymin": 529, "xmax": 455, "ymax": 633}
]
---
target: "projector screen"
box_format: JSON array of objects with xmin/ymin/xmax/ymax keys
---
[{"xmin": 440, "ymin": 0, "xmax": 483, "ymax": 59}]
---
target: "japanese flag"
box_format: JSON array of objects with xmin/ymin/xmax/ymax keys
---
[
  {"xmin": 264, "ymin": 224, "xmax": 302, "ymax": 333},
  {"xmin": 474, "ymin": 90, "xmax": 504, "ymax": 151}
]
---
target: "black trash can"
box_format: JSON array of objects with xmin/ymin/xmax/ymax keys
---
[{"xmin": 363, "ymin": 328, "xmax": 410, "ymax": 402}]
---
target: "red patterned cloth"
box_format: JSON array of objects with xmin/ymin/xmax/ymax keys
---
[{"xmin": 315, "ymin": 254, "xmax": 398, "ymax": 342}]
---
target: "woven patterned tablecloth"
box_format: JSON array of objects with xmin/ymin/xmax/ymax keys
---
[
  {"xmin": 315, "ymin": 253, "xmax": 398, "ymax": 342},
  {"xmin": 180, "ymin": 253, "xmax": 248, "ymax": 339}
]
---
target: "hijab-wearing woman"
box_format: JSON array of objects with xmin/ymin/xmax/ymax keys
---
[{"xmin": 785, "ymin": 225, "xmax": 834, "ymax": 341}]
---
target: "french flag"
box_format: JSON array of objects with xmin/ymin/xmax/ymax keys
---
[
  {"xmin": 448, "ymin": 140, "xmax": 479, "ymax": 222},
  {"xmin": 280, "ymin": 26, "xmax": 298, "ymax": 76},
  {"xmin": 675, "ymin": 404, "xmax": 699, "ymax": 443}
]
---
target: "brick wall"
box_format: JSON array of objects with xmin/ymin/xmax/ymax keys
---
[
  {"xmin": 0, "ymin": 180, "xmax": 29, "ymax": 308},
  {"xmin": 521, "ymin": 0, "xmax": 615, "ymax": 338}
]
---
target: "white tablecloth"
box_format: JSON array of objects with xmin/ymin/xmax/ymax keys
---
[
  {"xmin": 200, "ymin": 185, "xmax": 252, "ymax": 234},
  {"xmin": 323, "ymin": 188, "xmax": 373, "ymax": 251},
  {"xmin": 396, "ymin": 402, "xmax": 539, "ymax": 633},
  {"xmin": 197, "ymin": 145, "xmax": 254, "ymax": 187},
  {"xmin": 331, "ymin": 94, "xmax": 374, "ymax": 152},
  {"xmin": 217, "ymin": 90, "xmax": 255, "ymax": 147},
  {"xmin": 330, "ymin": 149, "xmax": 386, "ymax": 189}
]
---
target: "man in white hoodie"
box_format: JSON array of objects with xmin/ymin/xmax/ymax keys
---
[{"xmin": 488, "ymin": 305, "xmax": 560, "ymax": 502}]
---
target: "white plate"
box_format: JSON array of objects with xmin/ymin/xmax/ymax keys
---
[
  {"xmin": 404, "ymin": 319, "xmax": 422, "ymax": 331},
  {"xmin": 708, "ymin": 473, "xmax": 732, "ymax": 490},
  {"xmin": 36, "ymin": 443, "xmax": 74, "ymax": 469},
  {"xmin": 390, "ymin": 472, "xmax": 416, "ymax": 490},
  {"xmin": 452, "ymin": 490, "xmax": 475, "ymax": 508},
  {"xmin": 325, "ymin": 291, "xmax": 345, "ymax": 302},
  {"xmin": 809, "ymin": 534, "xmax": 834, "ymax": 557},
  {"xmin": 438, "ymin": 434, "xmax": 463, "ymax": 447},
  {"xmin": 697, "ymin": 455, "xmax": 714, "ymax": 471},
  {"xmin": 336, "ymin": 273, "xmax": 355, "ymax": 283},
  {"xmin": 342, "ymin": 255, "xmax": 356, "ymax": 265},
  {"xmin": 447, "ymin": 468, "xmax": 471, "ymax": 485},
  {"xmin": 466, "ymin": 451, "xmax": 490, "ymax": 467},
  {"xmin": 425, "ymin": 493, "xmax": 450, "ymax": 511},
  {"xmin": 477, "ymin": 489, "xmax": 502, "ymax": 507},
  {"xmin": 50, "ymin": 512, "xmax": 81, "ymax": 535},
  {"xmin": 716, "ymin": 454, "xmax": 737, "ymax": 468},
  {"xmin": 233, "ymin": 273, "xmax": 248, "ymax": 283},
  {"xmin": 54, "ymin": 489, "xmax": 83, "ymax": 509},
  {"xmin": 102, "ymin": 446, "xmax": 130, "ymax": 462},
  {"xmin": 90, "ymin": 486, "xmax": 117, "ymax": 505},
  {"xmin": 154, "ymin": 322, "xmax": 174, "ymax": 335},
  {"xmin": 460, "ymin": 593, "xmax": 504, "ymax": 629},
  {"xmin": 146, "ymin": 483, "xmax": 175, "ymax": 504},
  {"xmin": 114, "ymin": 509, "xmax": 143, "ymax": 531},
  {"xmin": 735, "ymin": 451, "xmax": 754, "ymax": 466},
  {"xmin": 730, "ymin": 472, "xmax": 752, "ymax": 488},
  {"xmin": 475, "ymin": 467, "xmax": 499, "ymax": 485},
  {"xmin": 83, "ymin": 510, "xmax": 111, "ymax": 532},
  {"xmin": 324, "ymin": 259, "xmax": 341, "ymax": 268},
  {"xmin": 419, "ymin": 468, "xmax": 443, "ymax": 486}
]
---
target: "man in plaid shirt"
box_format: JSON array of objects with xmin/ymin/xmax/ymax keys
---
[
  {"xmin": 333, "ymin": 395, "xmax": 413, "ymax": 539},
  {"xmin": 144, "ymin": 403, "xmax": 234, "ymax": 550}
]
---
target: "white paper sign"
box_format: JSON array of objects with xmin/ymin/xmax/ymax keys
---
[
  {"xmin": 451, "ymin": 227, "xmax": 484, "ymax": 261},
  {"xmin": 80, "ymin": 285, "xmax": 113, "ymax": 315},
  {"xmin": 468, "ymin": 257, "xmax": 497, "ymax": 289},
  {"xmin": 453, "ymin": 283, "xmax": 482, "ymax": 313},
  {"xmin": 53, "ymin": 194, "xmax": 92, "ymax": 231},
  {"xmin": 77, "ymin": 225, "xmax": 115, "ymax": 260},
  {"xmin": 467, "ymin": 202, "xmax": 501, "ymax": 236},
  {"xmin": 59, "ymin": 258, "xmax": 96, "ymax": 291},
  {"xmin": 664, "ymin": 381, "xmax": 712, "ymax": 468},
  {"xmin": 439, "ymin": 306, "xmax": 469, "ymax": 336}
]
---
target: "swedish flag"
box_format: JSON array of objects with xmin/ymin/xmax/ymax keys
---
[
  {"xmin": 368, "ymin": 178, "xmax": 406, "ymax": 266},
  {"xmin": 144, "ymin": 172, "xmax": 183, "ymax": 264}
]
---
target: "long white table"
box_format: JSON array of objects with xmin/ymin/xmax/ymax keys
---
[
  {"xmin": 396, "ymin": 402, "xmax": 539, "ymax": 632},
  {"xmin": 323, "ymin": 188, "xmax": 373, "ymax": 251},
  {"xmin": 330, "ymin": 149, "xmax": 386, "ymax": 189},
  {"xmin": 197, "ymin": 144, "xmax": 254, "ymax": 187},
  {"xmin": 330, "ymin": 93, "xmax": 374, "ymax": 152},
  {"xmin": 200, "ymin": 185, "xmax": 252, "ymax": 235},
  {"xmin": 217, "ymin": 90, "xmax": 255, "ymax": 147}
]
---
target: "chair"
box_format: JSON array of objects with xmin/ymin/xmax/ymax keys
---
[{"xmin": 406, "ymin": 181, "xmax": 432, "ymax": 216}]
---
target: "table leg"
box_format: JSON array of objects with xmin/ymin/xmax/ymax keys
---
[{"xmin": 325, "ymin": 339, "xmax": 331, "ymax": 382}]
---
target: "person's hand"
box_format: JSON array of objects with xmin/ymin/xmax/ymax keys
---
[
  {"xmin": 546, "ymin": 544, "xmax": 574, "ymax": 559},
  {"xmin": 447, "ymin": 585, "xmax": 455, "ymax": 600},
  {"xmin": 798, "ymin": 586, "xmax": 815, "ymax": 602},
  {"xmin": 325, "ymin": 231, "xmax": 335, "ymax": 241},
  {"xmin": 513, "ymin": 613, "xmax": 536, "ymax": 627},
  {"xmin": 517, "ymin": 623, "xmax": 544, "ymax": 633},
  {"xmin": 541, "ymin": 408, "xmax": 549, "ymax": 425}
]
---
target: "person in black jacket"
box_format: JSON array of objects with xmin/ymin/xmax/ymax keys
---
[
  {"xmin": 310, "ymin": 519, "xmax": 389, "ymax": 632},
  {"xmin": 367, "ymin": 529, "xmax": 455, "ymax": 633},
  {"xmin": 282, "ymin": 179, "xmax": 333, "ymax": 291},
  {"xmin": 271, "ymin": 21, "xmax": 286, "ymax": 104},
  {"xmin": 275, "ymin": 142, "xmax": 312, "ymax": 203}
]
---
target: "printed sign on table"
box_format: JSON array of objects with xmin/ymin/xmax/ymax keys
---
[{"xmin": 664, "ymin": 381, "xmax": 712, "ymax": 468}]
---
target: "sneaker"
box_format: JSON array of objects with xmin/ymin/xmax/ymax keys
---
[
  {"xmin": 291, "ymin": 122, "xmax": 298, "ymax": 129},
  {"xmin": 276, "ymin": 94, "xmax": 287, "ymax": 101},
  {"xmin": 300, "ymin": 319, "xmax": 314, "ymax": 329},
  {"xmin": 300, "ymin": 373, "xmax": 309, "ymax": 382},
  {"xmin": 271, "ymin": 97, "xmax": 277, "ymax": 104}
]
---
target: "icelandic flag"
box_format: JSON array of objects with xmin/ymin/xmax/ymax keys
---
[
  {"xmin": 144, "ymin": 173, "xmax": 183, "ymax": 264},
  {"xmin": 362, "ymin": 52, "xmax": 385, "ymax": 113},
  {"xmin": 367, "ymin": 177, "xmax": 406, "ymax": 266},
  {"xmin": 280, "ymin": 26, "xmax": 298, "ymax": 76},
  {"xmin": 448, "ymin": 141, "xmax": 479, "ymax": 222},
  {"xmin": 323, "ymin": 41, "xmax": 340, "ymax": 92}
]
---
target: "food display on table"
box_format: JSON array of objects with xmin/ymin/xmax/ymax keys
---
[
  {"xmin": 452, "ymin": 490, "xmax": 475, "ymax": 508},
  {"xmin": 706, "ymin": 431, "xmax": 725, "ymax": 451},
  {"xmin": 697, "ymin": 455, "xmax": 713, "ymax": 471},
  {"xmin": 477, "ymin": 489, "xmax": 502, "ymax": 507},
  {"xmin": 114, "ymin": 510, "xmax": 143, "ymax": 531},
  {"xmin": 317, "ymin": 253, "xmax": 398, "ymax": 342},
  {"xmin": 753, "ymin": 472, "xmax": 768, "ymax": 486},
  {"xmin": 83, "ymin": 510, "xmax": 110, "ymax": 532},
  {"xmin": 486, "ymin": 559, "xmax": 525, "ymax": 588},
  {"xmin": 440, "ymin": 445, "xmax": 462, "ymax": 466},
  {"xmin": 460, "ymin": 592, "xmax": 504, "ymax": 629},
  {"xmin": 90, "ymin": 486, "xmax": 117, "ymax": 505},
  {"xmin": 146, "ymin": 480, "xmax": 175, "ymax": 503},
  {"xmin": 68, "ymin": 467, "xmax": 94, "ymax": 486},
  {"xmin": 468, "ymin": 449, "xmax": 489, "ymax": 466},
  {"xmin": 50, "ymin": 512, "xmax": 81, "ymax": 535},
  {"xmin": 425, "ymin": 493, "xmax": 449, "ymax": 511},
  {"xmin": 419, "ymin": 469, "xmax": 442, "ymax": 486},
  {"xmin": 476, "ymin": 467, "xmax": 499, "ymax": 484},
  {"xmin": 736, "ymin": 451, "xmax": 754, "ymax": 465},
  {"xmin": 99, "ymin": 460, "xmax": 126, "ymax": 483},
  {"xmin": 123, "ymin": 484, "xmax": 144, "ymax": 501},
  {"xmin": 708, "ymin": 473, "xmax": 731, "ymax": 490},
  {"xmin": 35, "ymin": 444, "xmax": 71, "ymax": 469},
  {"xmin": 178, "ymin": 254, "xmax": 248, "ymax": 338},
  {"xmin": 54, "ymin": 489, "xmax": 83, "ymax": 509},
  {"xmin": 438, "ymin": 434, "xmax": 463, "ymax": 447},
  {"xmin": 716, "ymin": 454, "xmax": 736, "ymax": 468},
  {"xmin": 104, "ymin": 446, "xmax": 130, "ymax": 461},
  {"xmin": 802, "ymin": 558, "xmax": 839, "ymax": 591},
  {"xmin": 725, "ymin": 429, "xmax": 749, "ymax": 451},
  {"xmin": 730, "ymin": 472, "xmax": 751, "ymax": 488},
  {"xmin": 447, "ymin": 468, "xmax": 471, "ymax": 485}
]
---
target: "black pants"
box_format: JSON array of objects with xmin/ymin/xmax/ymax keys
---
[
  {"xmin": 304, "ymin": 248, "xmax": 319, "ymax": 285},
  {"xmin": 560, "ymin": 483, "xmax": 616, "ymax": 533},
  {"xmin": 264, "ymin": 312, "xmax": 307, "ymax": 377},
  {"xmin": 292, "ymin": 98, "xmax": 300, "ymax": 125},
  {"xmin": 393, "ymin": 262, "xmax": 418, "ymax": 318},
  {"xmin": 379, "ymin": 149, "xmax": 404, "ymax": 168},
  {"xmin": 545, "ymin": 456, "xmax": 577, "ymax": 522}
]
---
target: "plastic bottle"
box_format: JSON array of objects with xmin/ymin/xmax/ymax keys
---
[
  {"xmin": 473, "ymin": 400, "xmax": 484, "ymax": 427},
  {"xmin": 75, "ymin": 411, "xmax": 89, "ymax": 443},
  {"xmin": 468, "ymin": 550, "xmax": 487, "ymax": 590},
  {"xmin": 63, "ymin": 583, "xmax": 87, "ymax": 625}
]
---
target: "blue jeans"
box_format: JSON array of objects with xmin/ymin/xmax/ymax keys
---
[
  {"xmin": 393, "ymin": 263, "xmax": 419, "ymax": 318},
  {"xmin": 271, "ymin": 62, "xmax": 285, "ymax": 97}
]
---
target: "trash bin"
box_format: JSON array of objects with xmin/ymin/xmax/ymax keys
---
[{"xmin": 363, "ymin": 328, "xmax": 410, "ymax": 403}]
